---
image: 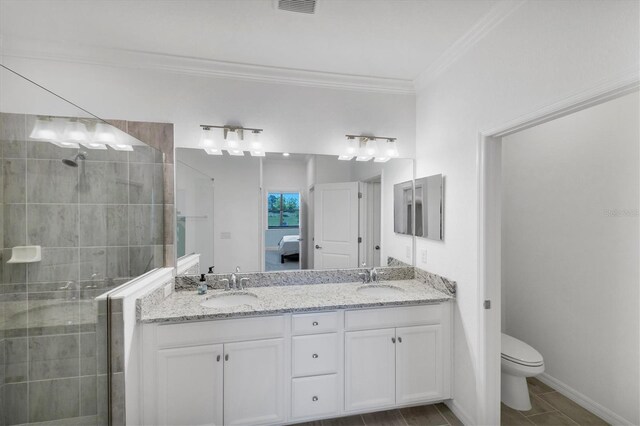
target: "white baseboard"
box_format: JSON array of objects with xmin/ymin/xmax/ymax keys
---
[
  {"xmin": 445, "ymin": 399, "xmax": 474, "ymax": 426},
  {"xmin": 537, "ymin": 373, "xmax": 634, "ymax": 426}
]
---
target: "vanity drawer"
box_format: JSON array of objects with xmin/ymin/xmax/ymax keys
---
[
  {"xmin": 292, "ymin": 311, "xmax": 339, "ymax": 335},
  {"xmin": 292, "ymin": 374, "xmax": 340, "ymax": 420},
  {"xmin": 292, "ymin": 333, "xmax": 338, "ymax": 377},
  {"xmin": 156, "ymin": 315, "xmax": 284, "ymax": 348},
  {"xmin": 345, "ymin": 304, "xmax": 443, "ymax": 331}
]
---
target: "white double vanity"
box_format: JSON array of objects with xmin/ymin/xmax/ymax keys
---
[{"xmin": 139, "ymin": 278, "xmax": 453, "ymax": 426}]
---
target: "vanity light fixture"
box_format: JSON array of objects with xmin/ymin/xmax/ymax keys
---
[
  {"xmin": 29, "ymin": 117, "xmax": 136, "ymax": 151},
  {"xmin": 340, "ymin": 135, "xmax": 398, "ymax": 162},
  {"xmin": 199, "ymin": 124, "xmax": 264, "ymax": 156}
]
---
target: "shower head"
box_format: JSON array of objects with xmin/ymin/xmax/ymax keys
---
[{"xmin": 62, "ymin": 151, "xmax": 87, "ymax": 167}]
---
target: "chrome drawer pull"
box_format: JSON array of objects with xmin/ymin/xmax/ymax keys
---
[
  {"xmin": 312, "ymin": 353, "xmax": 319, "ymax": 358},
  {"xmin": 312, "ymin": 396, "xmax": 318, "ymax": 402}
]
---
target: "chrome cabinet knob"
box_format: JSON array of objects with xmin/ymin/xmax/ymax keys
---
[
  {"xmin": 398, "ymin": 337, "xmax": 402, "ymax": 343},
  {"xmin": 312, "ymin": 396, "xmax": 318, "ymax": 402},
  {"xmin": 312, "ymin": 321, "xmax": 319, "ymax": 326},
  {"xmin": 312, "ymin": 353, "xmax": 319, "ymax": 359},
  {"xmin": 391, "ymin": 337, "xmax": 396, "ymax": 344}
]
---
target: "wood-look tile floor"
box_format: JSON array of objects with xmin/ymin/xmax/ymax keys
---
[
  {"xmin": 501, "ymin": 378, "xmax": 610, "ymax": 426},
  {"xmin": 293, "ymin": 403, "xmax": 462, "ymax": 426},
  {"xmin": 294, "ymin": 378, "xmax": 610, "ymax": 426}
]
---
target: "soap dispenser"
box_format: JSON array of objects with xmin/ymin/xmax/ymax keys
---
[{"xmin": 198, "ymin": 274, "xmax": 208, "ymax": 295}]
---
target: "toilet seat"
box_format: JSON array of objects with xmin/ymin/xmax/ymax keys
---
[{"xmin": 501, "ymin": 333, "xmax": 544, "ymax": 367}]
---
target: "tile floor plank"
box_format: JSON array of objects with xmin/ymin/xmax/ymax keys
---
[
  {"xmin": 322, "ymin": 415, "xmax": 365, "ymax": 426},
  {"xmin": 435, "ymin": 403, "xmax": 464, "ymax": 426},
  {"xmin": 537, "ymin": 392, "xmax": 609, "ymax": 426},
  {"xmin": 362, "ymin": 409, "xmax": 406, "ymax": 426},
  {"xmin": 501, "ymin": 403, "xmax": 536, "ymax": 425},
  {"xmin": 526, "ymin": 378, "xmax": 554, "ymax": 395},
  {"xmin": 520, "ymin": 395, "xmax": 557, "ymax": 417},
  {"xmin": 527, "ymin": 411, "xmax": 579, "ymax": 426},
  {"xmin": 400, "ymin": 404, "xmax": 448, "ymax": 426}
]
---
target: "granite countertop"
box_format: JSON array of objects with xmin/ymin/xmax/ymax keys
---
[{"xmin": 139, "ymin": 279, "xmax": 454, "ymax": 324}]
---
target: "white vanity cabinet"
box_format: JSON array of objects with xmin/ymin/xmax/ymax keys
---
[
  {"xmin": 141, "ymin": 302, "xmax": 451, "ymax": 426},
  {"xmin": 344, "ymin": 304, "xmax": 451, "ymax": 413},
  {"xmin": 142, "ymin": 316, "xmax": 286, "ymax": 426}
]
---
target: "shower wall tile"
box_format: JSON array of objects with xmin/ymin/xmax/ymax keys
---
[
  {"xmin": 130, "ymin": 245, "xmax": 163, "ymax": 276},
  {"xmin": 4, "ymin": 337, "xmax": 27, "ymax": 383},
  {"xmin": 0, "ymin": 113, "xmax": 27, "ymax": 159},
  {"xmin": 26, "ymin": 141, "xmax": 79, "ymax": 161},
  {"xmin": 111, "ymin": 371, "xmax": 126, "ymax": 425},
  {"xmin": 28, "ymin": 204, "xmax": 78, "ymax": 247},
  {"xmin": 80, "ymin": 375, "xmax": 98, "ymax": 416},
  {"xmin": 3, "ymin": 204, "xmax": 26, "ymax": 247},
  {"xmin": 129, "ymin": 204, "xmax": 163, "ymax": 246},
  {"xmin": 0, "ymin": 251, "xmax": 26, "ymax": 284},
  {"xmin": 79, "ymin": 204, "xmax": 129, "ymax": 247},
  {"xmin": 79, "ymin": 247, "xmax": 129, "ymax": 281},
  {"xmin": 27, "ymin": 159, "xmax": 78, "ymax": 204},
  {"xmin": 2, "ymin": 159, "xmax": 26, "ymax": 203},
  {"xmin": 127, "ymin": 121, "xmax": 173, "ymax": 164},
  {"xmin": 79, "ymin": 161, "xmax": 128, "ymax": 204},
  {"xmin": 27, "ymin": 248, "xmax": 78, "ymax": 283},
  {"xmin": 29, "ymin": 334, "xmax": 80, "ymax": 380},
  {"xmin": 163, "ymin": 162, "xmax": 174, "ymax": 202},
  {"xmin": 129, "ymin": 145, "xmax": 159, "ymax": 164},
  {"xmin": 3, "ymin": 382, "xmax": 28, "ymax": 425},
  {"xmin": 80, "ymin": 332, "xmax": 97, "ymax": 376},
  {"xmin": 164, "ymin": 204, "xmax": 175, "ymax": 246},
  {"xmin": 29, "ymin": 377, "xmax": 80, "ymax": 423},
  {"xmin": 129, "ymin": 163, "xmax": 156, "ymax": 204}
]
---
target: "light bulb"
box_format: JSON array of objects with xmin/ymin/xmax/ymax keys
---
[
  {"xmin": 250, "ymin": 131, "xmax": 263, "ymax": 150},
  {"xmin": 225, "ymin": 129, "xmax": 240, "ymax": 148},
  {"xmin": 29, "ymin": 117, "xmax": 59, "ymax": 140},
  {"xmin": 199, "ymin": 127, "xmax": 216, "ymax": 149},
  {"xmin": 365, "ymin": 139, "xmax": 379, "ymax": 157},
  {"xmin": 92, "ymin": 122, "xmax": 118, "ymax": 144},
  {"xmin": 386, "ymin": 139, "xmax": 399, "ymax": 158},
  {"xmin": 339, "ymin": 136, "xmax": 357, "ymax": 160},
  {"xmin": 62, "ymin": 119, "xmax": 88, "ymax": 142}
]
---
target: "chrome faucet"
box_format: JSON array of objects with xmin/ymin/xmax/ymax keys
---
[
  {"xmin": 358, "ymin": 263, "xmax": 371, "ymax": 283},
  {"xmin": 358, "ymin": 263, "xmax": 382, "ymax": 284},
  {"xmin": 230, "ymin": 266, "xmax": 241, "ymax": 290}
]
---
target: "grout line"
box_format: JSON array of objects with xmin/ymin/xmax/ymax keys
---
[
  {"xmin": 396, "ymin": 408, "xmax": 411, "ymax": 426},
  {"xmin": 433, "ymin": 404, "xmax": 452, "ymax": 426}
]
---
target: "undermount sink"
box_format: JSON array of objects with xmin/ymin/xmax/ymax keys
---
[
  {"xmin": 201, "ymin": 292, "xmax": 259, "ymax": 308},
  {"xmin": 357, "ymin": 284, "xmax": 404, "ymax": 297}
]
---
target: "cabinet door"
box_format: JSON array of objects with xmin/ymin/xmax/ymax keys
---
[
  {"xmin": 157, "ymin": 344, "xmax": 223, "ymax": 426},
  {"xmin": 345, "ymin": 328, "xmax": 396, "ymax": 411},
  {"xmin": 223, "ymin": 338, "xmax": 285, "ymax": 425},
  {"xmin": 396, "ymin": 324, "xmax": 443, "ymax": 404}
]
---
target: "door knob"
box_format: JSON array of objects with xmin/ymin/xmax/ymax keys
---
[{"xmin": 315, "ymin": 245, "xmax": 322, "ymax": 249}]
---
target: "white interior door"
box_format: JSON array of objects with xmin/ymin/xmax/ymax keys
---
[{"xmin": 313, "ymin": 182, "xmax": 359, "ymax": 269}]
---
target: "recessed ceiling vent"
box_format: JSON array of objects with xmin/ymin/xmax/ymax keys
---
[{"xmin": 276, "ymin": 0, "xmax": 317, "ymax": 14}]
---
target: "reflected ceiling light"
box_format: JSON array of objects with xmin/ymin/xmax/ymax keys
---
[
  {"xmin": 92, "ymin": 122, "xmax": 118, "ymax": 144},
  {"xmin": 81, "ymin": 142, "xmax": 108, "ymax": 150},
  {"xmin": 49, "ymin": 140, "xmax": 80, "ymax": 149},
  {"xmin": 62, "ymin": 119, "xmax": 88, "ymax": 143},
  {"xmin": 29, "ymin": 117, "xmax": 59, "ymax": 140},
  {"xmin": 282, "ymin": 152, "xmax": 290, "ymax": 157},
  {"xmin": 109, "ymin": 143, "xmax": 134, "ymax": 152},
  {"xmin": 343, "ymin": 134, "xmax": 398, "ymax": 162},
  {"xmin": 198, "ymin": 124, "xmax": 263, "ymax": 156}
]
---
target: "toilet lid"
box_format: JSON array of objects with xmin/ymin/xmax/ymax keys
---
[{"xmin": 501, "ymin": 333, "xmax": 544, "ymax": 367}]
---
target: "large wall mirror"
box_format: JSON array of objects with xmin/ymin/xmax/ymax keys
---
[{"xmin": 175, "ymin": 148, "xmax": 414, "ymax": 274}]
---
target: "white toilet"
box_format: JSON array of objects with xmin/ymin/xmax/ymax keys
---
[{"xmin": 501, "ymin": 333, "xmax": 545, "ymax": 410}]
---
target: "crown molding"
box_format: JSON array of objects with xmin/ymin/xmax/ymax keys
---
[
  {"xmin": 414, "ymin": 0, "xmax": 527, "ymax": 91},
  {"xmin": 0, "ymin": 35, "xmax": 415, "ymax": 95}
]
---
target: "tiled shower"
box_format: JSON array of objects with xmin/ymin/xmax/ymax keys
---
[{"xmin": 0, "ymin": 67, "xmax": 166, "ymax": 425}]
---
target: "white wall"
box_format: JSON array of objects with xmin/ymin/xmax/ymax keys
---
[
  {"xmin": 177, "ymin": 149, "xmax": 262, "ymax": 273},
  {"xmin": 414, "ymin": 1, "xmax": 639, "ymax": 422},
  {"xmin": 0, "ymin": 53, "xmax": 415, "ymax": 158},
  {"xmin": 502, "ymin": 92, "xmax": 639, "ymax": 424}
]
